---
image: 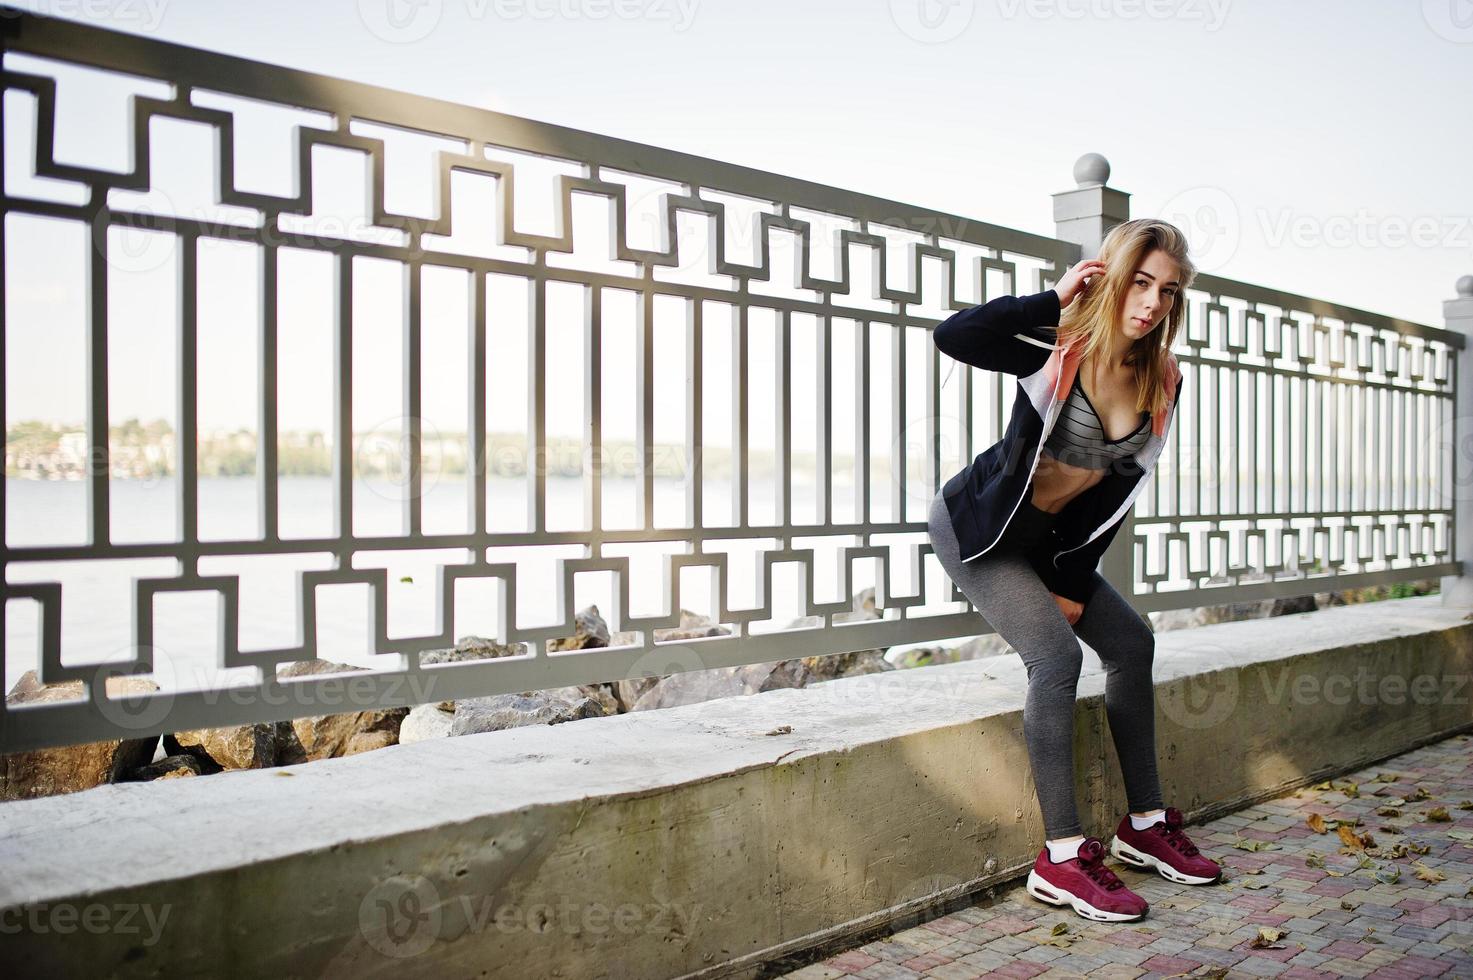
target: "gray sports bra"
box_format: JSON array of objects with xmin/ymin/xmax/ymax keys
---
[{"xmin": 1040, "ymin": 375, "xmax": 1150, "ymax": 470}]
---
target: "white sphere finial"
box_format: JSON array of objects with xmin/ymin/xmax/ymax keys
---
[
  {"xmin": 1457, "ymin": 275, "xmax": 1473, "ymax": 299},
  {"xmin": 1074, "ymin": 153, "xmax": 1110, "ymax": 188}
]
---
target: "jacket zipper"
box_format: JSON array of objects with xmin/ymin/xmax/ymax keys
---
[
  {"xmin": 1050, "ymin": 386, "xmax": 1177, "ymax": 568},
  {"xmin": 962, "ymin": 338, "xmax": 1068, "ymax": 562}
]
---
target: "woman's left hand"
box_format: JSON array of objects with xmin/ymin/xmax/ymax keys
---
[{"xmin": 1051, "ymin": 592, "xmax": 1083, "ymax": 625}]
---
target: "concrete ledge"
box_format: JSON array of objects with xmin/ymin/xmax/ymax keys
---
[{"xmin": 1, "ymin": 595, "xmax": 1470, "ymax": 978}]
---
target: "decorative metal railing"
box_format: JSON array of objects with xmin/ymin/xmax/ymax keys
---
[
  {"xmin": 0, "ymin": 9, "xmax": 1460, "ymax": 752},
  {"xmin": 1121, "ymin": 271, "xmax": 1459, "ymax": 614}
]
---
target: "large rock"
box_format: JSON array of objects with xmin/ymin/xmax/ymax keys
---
[
  {"xmin": 628, "ymin": 659, "xmax": 814, "ymax": 712},
  {"xmin": 423, "ymin": 625, "xmax": 622, "ymax": 716},
  {"xmin": 1151, "ymin": 592, "xmax": 1319, "ymax": 631},
  {"xmin": 398, "ymin": 702, "xmax": 456, "ymax": 744},
  {"xmin": 1270, "ymin": 594, "xmax": 1319, "ymax": 616},
  {"xmin": 802, "ymin": 645, "xmax": 892, "ymax": 680},
  {"xmin": 615, "ymin": 590, "xmax": 912, "ymax": 710},
  {"xmin": 892, "ymin": 644, "xmax": 966, "ymax": 669},
  {"xmin": 543, "ymin": 605, "xmax": 624, "ymax": 711},
  {"xmin": 274, "ymin": 659, "xmax": 409, "ymax": 763},
  {"xmin": 163, "ymin": 723, "xmax": 276, "ymax": 772},
  {"xmin": 546, "ymin": 605, "xmax": 611, "ymax": 652},
  {"xmin": 124, "ymin": 754, "xmax": 205, "ymax": 782},
  {"xmin": 953, "ymin": 634, "xmax": 1014, "ymax": 660},
  {"xmin": 421, "ymin": 635, "xmax": 523, "ymax": 665},
  {"xmin": 1150, "ymin": 605, "xmax": 1223, "ymax": 631},
  {"xmin": 793, "ymin": 588, "xmax": 894, "ymax": 681},
  {"xmin": 608, "ymin": 607, "xmax": 733, "ymax": 649},
  {"xmin": 449, "ymin": 689, "xmax": 606, "ymax": 736},
  {"xmin": 611, "ymin": 608, "xmax": 732, "ymax": 710},
  {"xmin": 1, "ymin": 670, "xmax": 161, "ymax": 800}
]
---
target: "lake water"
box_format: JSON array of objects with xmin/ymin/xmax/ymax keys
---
[{"xmin": 4, "ymin": 475, "xmax": 944, "ymax": 694}]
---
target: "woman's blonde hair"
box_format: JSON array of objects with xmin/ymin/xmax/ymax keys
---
[{"xmin": 1057, "ymin": 217, "xmax": 1196, "ymax": 417}]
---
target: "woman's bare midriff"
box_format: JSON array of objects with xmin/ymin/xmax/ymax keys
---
[{"xmin": 1027, "ymin": 458, "xmax": 1106, "ymax": 514}]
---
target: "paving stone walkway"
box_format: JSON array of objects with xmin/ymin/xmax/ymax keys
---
[{"xmin": 780, "ymin": 733, "xmax": 1473, "ymax": 979}]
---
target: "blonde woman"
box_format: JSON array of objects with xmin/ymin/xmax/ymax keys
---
[{"xmin": 927, "ymin": 218, "xmax": 1222, "ymax": 922}]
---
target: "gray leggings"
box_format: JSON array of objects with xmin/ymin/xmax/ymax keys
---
[{"xmin": 927, "ymin": 487, "xmax": 1163, "ymax": 840}]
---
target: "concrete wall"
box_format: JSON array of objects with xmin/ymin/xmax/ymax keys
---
[{"xmin": 1, "ymin": 595, "xmax": 1470, "ymax": 979}]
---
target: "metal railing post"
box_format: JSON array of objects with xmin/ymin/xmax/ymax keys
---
[
  {"xmin": 1440, "ymin": 276, "xmax": 1473, "ymax": 606},
  {"xmin": 1051, "ymin": 153, "xmax": 1135, "ymax": 602}
]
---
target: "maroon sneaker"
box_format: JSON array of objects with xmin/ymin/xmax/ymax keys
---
[
  {"xmin": 1025, "ymin": 836, "xmax": 1149, "ymax": 922},
  {"xmin": 1109, "ymin": 806, "xmax": 1222, "ymax": 885}
]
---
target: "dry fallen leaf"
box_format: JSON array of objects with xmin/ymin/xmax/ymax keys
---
[
  {"xmin": 1424, "ymin": 807, "xmax": 1452, "ymax": 822},
  {"xmin": 1337, "ymin": 825, "xmax": 1364, "ymax": 850},
  {"xmin": 1232, "ymin": 835, "xmax": 1280, "ymax": 852},
  {"xmin": 1413, "ymin": 861, "xmax": 1446, "ymax": 883},
  {"xmin": 1038, "ymin": 921, "xmax": 1072, "ymax": 948},
  {"xmin": 1249, "ymin": 926, "xmax": 1288, "ymax": 949},
  {"xmin": 1306, "ymin": 813, "xmax": 1328, "ymax": 834}
]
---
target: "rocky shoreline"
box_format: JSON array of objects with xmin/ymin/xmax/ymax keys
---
[{"xmin": 1, "ymin": 578, "xmax": 1437, "ymax": 801}]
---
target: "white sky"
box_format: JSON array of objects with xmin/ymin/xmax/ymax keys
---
[{"xmin": 5, "ymin": 0, "xmax": 1473, "ymax": 438}]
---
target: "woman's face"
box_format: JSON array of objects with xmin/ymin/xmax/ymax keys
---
[{"xmin": 1120, "ymin": 249, "xmax": 1180, "ymax": 340}]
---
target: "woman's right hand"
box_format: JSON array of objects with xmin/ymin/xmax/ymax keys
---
[
  {"xmin": 1051, "ymin": 592, "xmax": 1084, "ymax": 626},
  {"xmin": 1053, "ymin": 258, "xmax": 1107, "ymax": 310}
]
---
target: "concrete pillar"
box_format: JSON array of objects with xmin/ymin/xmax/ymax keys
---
[
  {"xmin": 1051, "ymin": 153, "xmax": 1131, "ymax": 256},
  {"xmin": 1441, "ymin": 275, "xmax": 1473, "ymax": 607},
  {"xmin": 1051, "ymin": 153, "xmax": 1136, "ymax": 604}
]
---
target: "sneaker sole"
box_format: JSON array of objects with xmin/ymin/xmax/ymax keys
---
[
  {"xmin": 1109, "ymin": 835, "xmax": 1220, "ymax": 885},
  {"xmin": 1024, "ymin": 868, "xmax": 1146, "ymax": 922}
]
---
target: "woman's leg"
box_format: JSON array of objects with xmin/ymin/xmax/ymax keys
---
[
  {"xmin": 927, "ymin": 492, "xmax": 1088, "ymax": 841},
  {"xmin": 1068, "ymin": 572, "xmax": 1165, "ymax": 816}
]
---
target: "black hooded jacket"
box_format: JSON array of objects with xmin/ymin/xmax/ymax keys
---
[{"xmin": 932, "ymin": 288, "xmax": 1183, "ymax": 604}]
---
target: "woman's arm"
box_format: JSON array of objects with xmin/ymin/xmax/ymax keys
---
[{"xmin": 932, "ymin": 288, "xmax": 1061, "ymax": 376}]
